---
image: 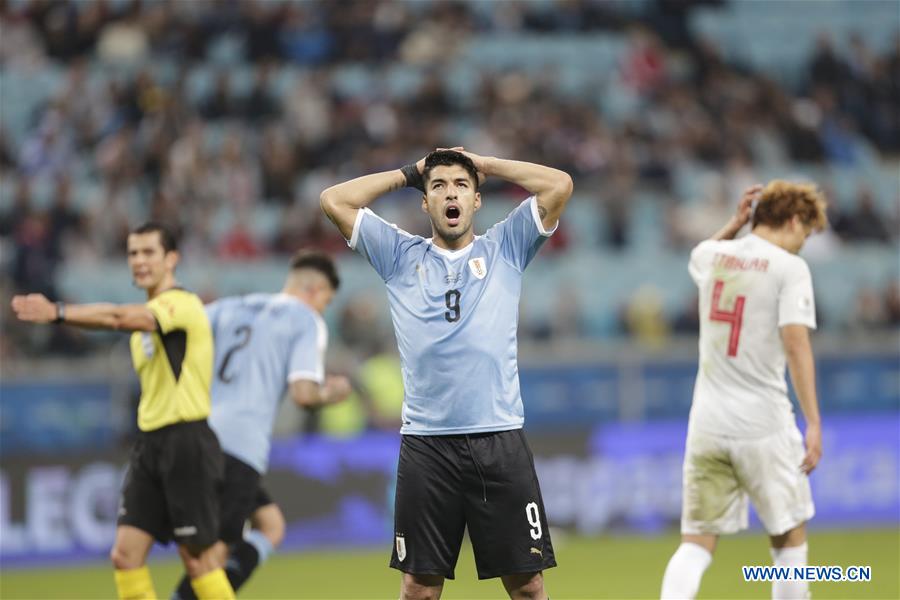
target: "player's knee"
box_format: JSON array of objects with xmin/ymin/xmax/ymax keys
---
[
  {"xmin": 178, "ymin": 542, "xmax": 220, "ymax": 578},
  {"xmin": 504, "ymin": 572, "xmax": 544, "ymax": 600},
  {"xmin": 770, "ymin": 523, "xmax": 806, "ymax": 549},
  {"xmin": 400, "ymin": 573, "xmax": 443, "ymax": 600},
  {"xmin": 109, "ymin": 544, "xmax": 142, "ymax": 570}
]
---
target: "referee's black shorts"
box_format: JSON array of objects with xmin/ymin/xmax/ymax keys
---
[
  {"xmin": 390, "ymin": 428, "xmax": 556, "ymax": 580},
  {"xmin": 219, "ymin": 453, "xmax": 274, "ymax": 544},
  {"xmin": 118, "ymin": 419, "xmax": 224, "ymax": 548}
]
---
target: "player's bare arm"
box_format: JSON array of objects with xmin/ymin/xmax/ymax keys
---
[
  {"xmin": 781, "ymin": 324, "xmax": 823, "ymax": 473},
  {"xmin": 454, "ymin": 148, "xmax": 574, "ymax": 230},
  {"xmin": 289, "ymin": 375, "xmax": 352, "ymax": 408},
  {"xmin": 11, "ymin": 293, "xmax": 157, "ymax": 332},
  {"xmin": 710, "ymin": 184, "xmax": 762, "ymax": 241},
  {"xmin": 320, "ymin": 156, "xmax": 427, "ymax": 240}
]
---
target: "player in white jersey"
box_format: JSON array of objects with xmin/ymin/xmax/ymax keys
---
[
  {"xmin": 172, "ymin": 250, "xmax": 352, "ymax": 600},
  {"xmin": 321, "ymin": 149, "xmax": 573, "ymax": 600},
  {"xmin": 661, "ymin": 182, "xmax": 829, "ymax": 600}
]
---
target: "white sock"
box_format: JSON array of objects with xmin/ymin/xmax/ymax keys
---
[
  {"xmin": 770, "ymin": 543, "xmax": 809, "ymax": 599},
  {"xmin": 661, "ymin": 542, "xmax": 713, "ymax": 599},
  {"xmin": 245, "ymin": 529, "xmax": 274, "ymax": 563}
]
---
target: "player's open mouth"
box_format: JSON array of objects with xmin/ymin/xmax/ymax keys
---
[{"xmin": 445, "ymin": 205, "xmax": 461, "ymax": 226}]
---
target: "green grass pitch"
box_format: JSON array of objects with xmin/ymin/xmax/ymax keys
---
[{"xmin": 1, "ymin": 529, "xmax": 897, "ymax": 599}]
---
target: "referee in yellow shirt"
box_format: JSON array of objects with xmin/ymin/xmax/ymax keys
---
[{"xmin": 12, "ymin": 222, "xmax": 234, "ymax": 600}]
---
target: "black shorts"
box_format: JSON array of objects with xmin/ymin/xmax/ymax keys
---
[
  {"xmin": 220, "ymin": 453, "xmax": 274, "ymax": 544},
  {"xmin": 118, "ymin": 419, "xmax": 224, "ymax": 548},
  {"xmin": 390, "ymin": 429, "xmax": 556, "ymax": 580}
]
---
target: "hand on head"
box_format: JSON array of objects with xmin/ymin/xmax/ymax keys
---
[
  {"xmin": 434, "ymin": 147, "xmax": 487, "ymax": 185},
  {"xmin": 736, "ymin": 184, "xmax": 763, "ymax": 226}
]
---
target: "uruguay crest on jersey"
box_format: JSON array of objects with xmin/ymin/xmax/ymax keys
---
[{"xmin": 468, "ymin": 256, "xmax": 487, "ymax": 279}]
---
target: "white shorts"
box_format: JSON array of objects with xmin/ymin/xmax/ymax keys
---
[{"xmin": 681, "ymin": 426, "xmax": 815, "ymax": 536}]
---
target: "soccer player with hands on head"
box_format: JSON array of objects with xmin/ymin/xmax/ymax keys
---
[
  {"xmin": 321, "ymin": 147, "xmax": 572, "ymax": 600},
  {"xmin": 661, "ymin": 181, "xmax": 827, "ymax": 600}
]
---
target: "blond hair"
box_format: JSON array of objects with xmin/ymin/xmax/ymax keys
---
[{"xmin": 752, "ymin": 180, "xmax": 828, "ymax": 231}]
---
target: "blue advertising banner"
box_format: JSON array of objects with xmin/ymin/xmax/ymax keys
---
[
  {"xmin": 537, "ymin": 413, "xmax": 900, "ymax": 534},
  {"xmin": 0, "ymin": 383, "xmax": 116, "ymax": 454},
  {"xmin": 2, "ymin": 351, "xmax": 896, "ymax": 454},
  {"xmin": 265, "ymin": 432, "xmax": 400, "ymax": 550},
  {"xmin": 520, "ymin": 354, "xmax": 899, "ymax": 428}
]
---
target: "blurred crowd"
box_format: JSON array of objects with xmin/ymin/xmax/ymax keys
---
[{"xmin": 1, "ymin": 0, "xmax": 898, "ymax": 357}]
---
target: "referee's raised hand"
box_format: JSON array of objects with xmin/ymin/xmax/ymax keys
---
[{"xmin": 11, "ymin": 293, "xmax": 57, "ymax": 324}]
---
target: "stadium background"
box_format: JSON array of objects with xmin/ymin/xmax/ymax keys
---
[{"xmin": 0, "ymin": 0, "xmax": 897, "ymax": 598}]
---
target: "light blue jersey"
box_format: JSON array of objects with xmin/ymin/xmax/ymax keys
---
[
  {"xmin": 205, "ymin": 293, "xmax": 327, "ymax": 473},
  {"xmin": 350, "ymin": 195, "xmax": 555, "ymax": 435}
]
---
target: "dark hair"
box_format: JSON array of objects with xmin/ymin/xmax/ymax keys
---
[
  {"xmin": 423, "ymin": 150, "xmax": 480, "ymax": 190},
  {"xmin": 290, "ymin": 249, "xmax": 340, "ymax": 290},
  {"xmin": 131, "ymin": 221, "xmax": 178, "ymax": 252}
]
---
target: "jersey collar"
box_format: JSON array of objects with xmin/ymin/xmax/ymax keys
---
[{"xmin": 427, "ymin": 237, "xmax": 477, "ymax": 260}]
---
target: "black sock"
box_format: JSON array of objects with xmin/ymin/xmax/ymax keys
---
[
  {"xmin": 172, "ymin": 574, "xmax": 197, "ymax": 600},
  {"xmin": 224, "ymin": 540, "xmax": 261, "ymax": 592}
]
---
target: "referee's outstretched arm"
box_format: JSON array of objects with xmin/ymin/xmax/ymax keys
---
[{"xmin": 11, "ymin": 293, "xmax": 157, "ymax": 331}]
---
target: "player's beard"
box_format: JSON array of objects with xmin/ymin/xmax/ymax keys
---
[{"xmin": 434, "ymin": 219, "xmax": 470, "ymax": 243}]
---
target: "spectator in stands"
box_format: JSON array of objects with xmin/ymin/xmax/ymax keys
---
[
  {"xmin": 260, "ymin": 126, "xmax": 297, "ymax": 204},
  {"xmin": 243, "ymin": 1, "xmax": 284, "ymax": 62},
  {"xmin": 808, "ymin": 33, "xmax": 845, "ymax": 89},
  {"xmin": 0, "ymin": 128, "xmax": 15, "ymax": 170},
  {"xmin": 672, "ymin": 294, "xmax": 700, "ymax": 335},
  {"xmin": 2, "ymin": 0, "xmax": 897, "ymax": 357},
  {"xmin": 202, "ymin": 73, "xmax": 239, "ymax": 121},
  {"xmin": 355, "ymin": 342, "xmax": 405, "ymax": 431},
  {"xmin": 338, "ymin": 295, "xmax": 387, "ymax": 358},
  {"xmin": 211, "ymin": 132, "xmax": 260, "ymax": 212},
  {"xmin": 603, "ymin": 164, "xmax": 636, "ymax": 250},
  {"xmin": 1, "ymin": 179, "xmax": 32, "ymax": 246},
  {"xmin": 47, "ymin": 174, "xmax": 82, "ymax": 259},
  {"xmin": 549, "ymin": 286, "xmax": 585, "ymax": 341},
  {"xmin": 670, "ymin": 172, "xmax": 736, "ymax": 246},
  {"xmin": 621, "ymin": 26, "xmax": 667, "ymax": 95},
  {"xmin": 848, "ymin": 288, "xmax": 887, "ymax": 331},
  {"xmin": 11, "ymin": 209, "xmax": 56, "ymax": 297},
  {"xmin": 19, "ymin": 111, "xmax": 72, "ymax": 177},
  {"xmin": 832, "ymin": 185, "xmax": 893, "ymax": 243},
  {"xmin": 217, "ymin": 218, "xmax": 263, "ymax": 261},
  {"xmin": 621, "ymin": 285, "xmax": 671, "ymax": 349},
  {"xmin": 95, "ymin": 3, "xmax": 148, "ymax": 66},
  {"xmin": 294, "ymin": 211, "xmax": 350, "ymax": 256},
  {"xmin": 885, "ymin": 281, "xmax": 900, "ymax": 328},
  {"xmin": 243, "ymin": 64, "xmax": 280, "ymax": 123}
]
